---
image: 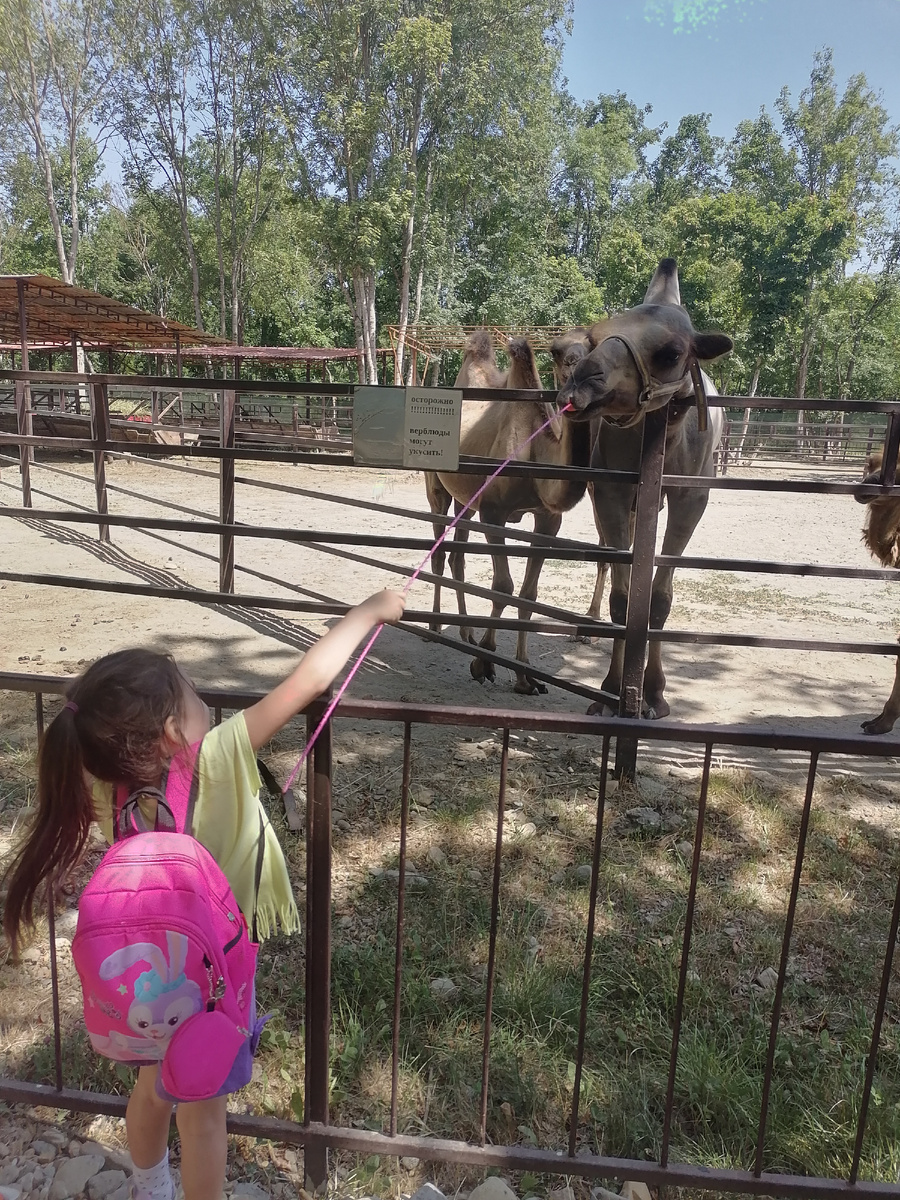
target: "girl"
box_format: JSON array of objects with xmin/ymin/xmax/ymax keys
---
[{"xmin": 2, "ymin": 587, "xmax": 406, "ymax": 1200}]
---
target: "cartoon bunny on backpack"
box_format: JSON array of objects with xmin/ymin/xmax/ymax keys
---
[{"xmin": 88, "ymin": 931, "xmax": 203, "ymax": 1059}]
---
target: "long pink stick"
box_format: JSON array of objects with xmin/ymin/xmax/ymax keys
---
[{"xmin": 282, "ymin": 402, "xmax": 574, "ymax": 793}]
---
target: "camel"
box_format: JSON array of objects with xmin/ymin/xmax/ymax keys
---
[
  {"xmin": 557, "ymin": 258, "xmax": 733, "ymax": 719},
  {"xmin": 425, "ymin": 331, "xmax": 592, "ymax": 694},
  {"xmin": 855, "ymin": 450, "xmax": 900, "ymax": 733}
]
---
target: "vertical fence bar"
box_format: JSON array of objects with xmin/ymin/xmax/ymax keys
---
[
  {"xmin": 568, "ymin": 735, "xmax": 611, "ymax": 1156},
  {"xmin": 35, "ymin": 692, "xmax": 44, "ymax": 740},
  {"xmin": 616, "ymin": 405, "xmax": 668, "ymax": 779},
  {"xmin": 90, "ymin": 381, "xmax": 111, "ymax": 543},
  {"xmin": 46, "ymin": 882, "xmax": 63, "ymax": 1091},
  {"xmin": 479, "ymin": 727, "xmax": 509, "ymax": 1146},
  {"xmin": 389, "ymin": 724, "xmax": 413, "ymax": 1137},
  {"xmin": 879, "ymin": 409, "xmax": 900, "ymax": 486},
  {"xmin": 660, "ymin": 742, "xmax": 713, "ymax": 1166},
  {"xmin": 753, "ymin": 751, "xmax": 819, "ymax": 1176},
  {"xmin": 848, "ymin": 854, "xmax": 900, "ymax": 1183},
  {"xmin": 14, "ymin": 380, "xmax": 33, "ymax": 508},
  {"xmin": 220, "ymin": 388, "xmax": 236, "ymax": 593},
  {"xmin": 304, "ymin": 703, "xmax": 332, "ymax": 1192},
  {"xmin": 15, "ymin": 280, "xmax": 33, "ymax": 507}
]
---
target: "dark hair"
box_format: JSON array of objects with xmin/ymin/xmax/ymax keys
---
[{"xmin": 2, "ymin": 649, "xmax": 185, "ymax": 953}]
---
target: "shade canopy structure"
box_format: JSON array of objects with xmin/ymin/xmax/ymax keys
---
[
  {"xmin": 385, "ymin": 323, "xmax": 574, "ymax": 358},
  {"xmin": 153, "ymin": 345, "xmax": 390, "ymax": 365},
  {"xmin": 0, "ymin": 275, "xmax": 229, "ymax": 351}
]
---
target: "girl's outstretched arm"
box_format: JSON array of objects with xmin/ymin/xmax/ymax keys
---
[{"xmin": 243, "ymin": 589, "xmax": 406, "ymax": 750}]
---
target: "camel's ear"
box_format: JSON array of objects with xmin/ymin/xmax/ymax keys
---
[
  {"xmin": 644, "ymin": 258, "xmax": 681, "ymax": 306},
  {"xmin": 693, "ymin": 332, "xmax": 733, "ymax": 361},
  {"xmin": 540, "ymin": 402, "xmax": 564, "ymax": 442},
  {"xmin": 587, "ymin": 317, "xmax": 608, "ymax": 348}
]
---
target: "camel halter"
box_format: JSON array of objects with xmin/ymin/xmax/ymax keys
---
[{"xmin": 601, "ymin": 333, "xmax": 708, "ymax": 432}]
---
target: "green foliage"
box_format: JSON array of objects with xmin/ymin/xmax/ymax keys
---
[{"xmin": 4, "ymin": 24, "xmax": 900, "ymax": 397}]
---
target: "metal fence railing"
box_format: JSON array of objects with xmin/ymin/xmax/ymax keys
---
[{"xmin": 3, "ymin": 371, "xmax": 900, "ymax": 1194}]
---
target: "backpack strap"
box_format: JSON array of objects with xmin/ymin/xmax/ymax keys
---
[
  {"xmin": 113, "ymin": 741, "xmax": 202, "ymax": 840},
  {"xmin": 114, "ymin": 785, "xmax": 176, "ymax": 840},
  {"xmin": 250, "ymin": 808, "xmax": 266, "ymax": 943},
  {"xmin": 163, "ymin": 740, "xmax": 203, "ymax": 834}
]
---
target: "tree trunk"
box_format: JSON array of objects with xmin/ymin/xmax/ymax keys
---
[
  {"xmin": 735, "ymin": 358, "xmax": 762, "ymax": 461},
  {"xmin": 794, "ymin": 285, "xmax": 816, "ymax": 448},
  {"xmin": 352, "ymin": 270, "xmax": 378, "ymax": 384}
]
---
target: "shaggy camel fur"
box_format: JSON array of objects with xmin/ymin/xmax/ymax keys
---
[
  {"xmin": 558, "ymin": 258, "xmax": 733, "ymax": 719},
  {"xmin": 855, "ymin": 451, "xmax": 900, "ymax": 733},
  {"xmin": 425, "ymin": 331, "xmax": 591, "ymax": 694}
]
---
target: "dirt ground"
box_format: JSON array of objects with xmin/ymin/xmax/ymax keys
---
[{"xmin": 1, "ymin": 450, "xmax": 899, "ymax": 786}]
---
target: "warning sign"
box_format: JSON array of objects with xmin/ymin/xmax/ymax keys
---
[
  {"xmin": 402, "ymin": 387, "xmax": 462, "ymax": 470},
  {"xmin": 353, "ymin": 386, "xmax": 462, "ymax": 471}
]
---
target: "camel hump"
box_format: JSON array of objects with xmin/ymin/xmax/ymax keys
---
[
  {"xmin": 507, "ymin": 336, "xmax": 533, "ymax": 362},
  {"xmin": 644, "ymin": 258, "xmax": 681, "ymax": 307},
  {"xmin": 505, "ymin": 337, "xmax": 542, "ymax": 390},
  {"xmin": 464, "ymin": 329, "xmax": 495, "ymax": 361}
]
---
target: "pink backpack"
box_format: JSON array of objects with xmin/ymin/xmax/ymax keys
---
[{"xmin": 71, "ymin": 741, "xmax": 265, "ymax": 1102}]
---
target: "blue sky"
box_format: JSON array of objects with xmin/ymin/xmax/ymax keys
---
[{"xmin": 561, "ymin": 0, "xmax": 900, "ymax": 143}]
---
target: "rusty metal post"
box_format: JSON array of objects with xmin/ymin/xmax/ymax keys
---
[
  {"xmin": 16, "ymin": 280, "xmax": 33, "ymax": 506},
  {"xmin": 90, "ymin": 381, "xmax": 111, "ymax": 543},
  {"xmin": 879, "ymin": 408, "xmax": 900, "ymax": 486},
  {"xmin": 304, "ymin": 706, "xmax": 333, "ymax": 1192},
  {"xmin": 219, "ymin": 388, "xmax": 236, "ymax": 593},
  {"xmin": 616, "ymin": 405, "xmax": 667, "ymax": 779}
]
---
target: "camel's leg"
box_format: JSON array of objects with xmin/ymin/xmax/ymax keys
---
[
  {"xmin": 425, "ymin": 472, "xmax": 452, "ymax": 634},
  {"xmin": 470, "ymin": 505, "xmax": 515, "ymax": 685},
  {"xmin": 642, "ymin": 487, "xmax": 710, "ymax": 719},
  {"xmin": 863, "ymin": 647, "xmax": 900, "ymax": 734},
  {"xmin": 510, "ymin": 510, "xmax": 562, "ymax": 695},
  {"xmin": 578, "ymin": 484, "xmax": 608, "ymax": 641},
  {"xmin": 587, "ymin": 492, "xmax": 634, "ymax": 716},
  {"xmin": 448, "ymin": 503, "xmax": 476, "ymax": 645}
]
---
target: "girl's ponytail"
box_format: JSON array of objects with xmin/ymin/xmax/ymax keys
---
[{"xmin": 2, "ymin": 702, "xmax": 94, "ymax": 954}]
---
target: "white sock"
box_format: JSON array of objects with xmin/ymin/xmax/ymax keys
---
[{"xmin": 131, "ymin": 1150, "xmax": 175, "ymax": 1200}]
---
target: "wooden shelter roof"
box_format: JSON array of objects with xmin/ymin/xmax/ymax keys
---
[
  {"xmin": 0, "ymin": 275, "xmax": 229, "ymax": 350},
  {"xmin": 385, "ymin": 323, "xmax": 575, "ymax": 356},
  {"xmin": 153, "ymin": 345, "xmax": 379, "ymax": 363}
]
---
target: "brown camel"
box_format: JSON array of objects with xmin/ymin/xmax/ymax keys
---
[
  {"xmin": 425, "ymin": 331, "xmax": 591, "ymax": 694},
  {"xmin": 855, "ymin": 451, "xmax": 900, "ymax": 733},
  {"xmin": 558, "ymin": 259, "xmax": 733, "ymax": 719}
]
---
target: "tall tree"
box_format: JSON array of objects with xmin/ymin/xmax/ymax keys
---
[
  {"xmin": 0, "ymin": 0, "xmax": 113, "ymax": 284},
  {"xmin": 275, "ymin": 0, "xmax": 572, "ymax": 383},
  {"xmin": 773, "ymin": 49, "xmax": 898, "ymax": 400}
]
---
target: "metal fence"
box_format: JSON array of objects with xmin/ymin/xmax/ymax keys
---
[
  {"xmin": 2, "ymin": 369, "xmax": 900, "ymax": 1196},
  {"xmin": 718, "ymin": 416, "xmax": 889, "ymax": 470},
  {"xmin": 2, "ymin": 678, "xmax": 900, "ymax": 1199}
]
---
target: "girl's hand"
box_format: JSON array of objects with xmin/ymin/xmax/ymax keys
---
[
  {"xmin": 362, "ymin": 589, "xmax": 406, "ymax": 625},
  {"xmin": 245, "ymin": 588, "xmax": 406, "ymax": 750}
]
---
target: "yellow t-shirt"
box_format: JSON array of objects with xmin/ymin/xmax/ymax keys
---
[{"xmin": 91, "ymin": 712, "xmax": 300, "ymax": 940}]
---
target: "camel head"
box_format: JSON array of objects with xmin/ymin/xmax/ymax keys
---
[
  {"xmin": 550, "ymin": 328, "xmax": 591, "ymax": 387},
  {"xmin": 854, "ymin": 451, "xmax": 900, "ymax": 569},
  {"xmin": 557, "ymin": 259, "xmax": 733, "ymax": 427},
  {"xmin": 854, "ymin": 452, "xmax": 884, "ymax": 504}
]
